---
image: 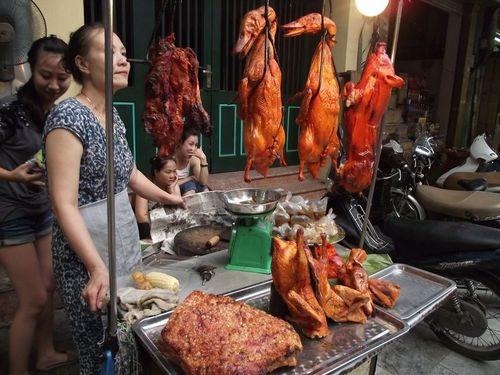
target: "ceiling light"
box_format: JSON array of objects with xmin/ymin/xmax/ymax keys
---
[{"xmin": 355, "ymin": 0, "xmax": 390, "ymax": 17}]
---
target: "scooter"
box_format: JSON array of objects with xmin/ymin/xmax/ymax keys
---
[
  {"xmin": 378, "ymin": 134, "xmax": 500, "ymax": 228},
  {"xmin": 437, "ymin": 133, "xmax": 500, "ymax": 192},
  {"xmin": 326, "ymin": 134, "xmax": 500, "ymax": 360},
  {"xmin": 384, "ymin": 216, "xmax": 500, "ymax": 361},
  {"xmin": 327, "ymin": 187, "xmax": 500, "ymax": 361}
]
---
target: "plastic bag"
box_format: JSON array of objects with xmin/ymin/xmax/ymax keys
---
[
  {"xmin": 290, "ymin": 214, "xmax": 314, "ymax": 228},
  {"xmin": 271, "ymin": 203, "xmax": 291, "ymax": 226}
]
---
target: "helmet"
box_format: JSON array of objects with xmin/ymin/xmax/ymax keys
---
[{"xmin": 470, "ymin": 134, "xmax": 498, "ymax": 162}]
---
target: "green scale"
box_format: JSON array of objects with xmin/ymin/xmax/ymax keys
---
[{"xmin": 220, "ymin": 189, "xmax": 281, "ymax": 275}]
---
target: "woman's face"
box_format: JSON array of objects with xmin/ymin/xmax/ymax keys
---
[
  {"xmin": 155, "ymin": 160, "xmax": 177, "ymax": 187},
  {"xmin": 181, "ymin": 135, "xmax": 199, "ymax": 157},
  {"xmin": 81, "ymin": 30, "xmax": 130, "ymax": 92},
  {"xmin": 32, "ymin": 51, "xmax": 71, "ymax": 106}
]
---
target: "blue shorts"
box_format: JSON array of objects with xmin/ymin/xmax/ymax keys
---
[
  {"xmin": 179, "ymin": 180, "xmax": 208, "ymax": 195},
  {"xmin": 0, "ymin": 210, "xmax": 53, "ymax": 246}
]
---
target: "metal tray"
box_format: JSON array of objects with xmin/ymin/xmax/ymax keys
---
[
  {"xmin": 371, "ymin": 264, "xmax": 456, "ymax": 326},
  {"xmin": 135, "ymin": 281, "xmax": 409, "ymax": 375}
]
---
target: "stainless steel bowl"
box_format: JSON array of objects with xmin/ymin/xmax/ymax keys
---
[{"xmin": 219, "ymin": 188, "xmax": 281, "ymax": 215}]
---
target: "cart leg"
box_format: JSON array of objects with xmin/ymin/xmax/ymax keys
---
[{"xmin": 368, "ymin": 355, "xmax": 378, "ymax": 375}]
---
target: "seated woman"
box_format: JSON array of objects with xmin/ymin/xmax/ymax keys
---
[
  {"xmin": 174, "ymin": 128, "xmax": 209, "ymax": 196},
  {"xmin": 135, "ymin": 156, "xmax": 181, "ymax": 239}
]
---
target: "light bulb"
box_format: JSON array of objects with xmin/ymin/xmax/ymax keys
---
[{"xmin": 355, "ymin": 0, "xmax": 390, "ymax": 17}]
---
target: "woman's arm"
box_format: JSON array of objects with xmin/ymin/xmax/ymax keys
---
[
  {"xmin": 129, "ymin": 165, "xmax": 185, "ymax": 207},
  {"xmin": 45, "ymin": 129, "xmax": 109, "ymax": 312},
  {"xmin": 177, "ymin": 175, "xmax": 193, "ymax": 186},
  {"xmin": 191, "ymin": 148, "xmax": 209, "ymax": 185},
  {"xmin": 134, "ymin": 195, "xmax": 150, "ymax": 223},
  {"xmin": 169, "ymin": 175, "xmax": 182, "ymax": 197}
]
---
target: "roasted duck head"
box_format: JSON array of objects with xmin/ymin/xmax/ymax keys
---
[
  {"xmin": 272, "ymin": 231, "xmax": 329, "ymax": 338},
  {"xmin": 282, "ymin": 13, "xmax": 340, "ymax": 181},
  {"xmin": 338, "ymin": 42, "xmax": 404, "ymax": 192},
  {"xmin": 282, "ymin": 13, "xmax": 336, "ymax": 42},
  {"xmin": 144, "ymin": 34, "xmax": 210, "ymax": 157},
  {"xmin": 234, "ymin": 7, "xmax": 286, "ymax": 182},
  {"xmin": 233, "ymin": 6, "xmax": 276, "ymax": 57}
]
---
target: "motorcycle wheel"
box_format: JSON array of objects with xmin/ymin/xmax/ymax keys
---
[
  {"xmin": 429, "ymin": 279, "xmax": 500, "ymax": 361},
  {"xmin": 389, "ymin": 189, "xmax": 426, "ymax": 220}
]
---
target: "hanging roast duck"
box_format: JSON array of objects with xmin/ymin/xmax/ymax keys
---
[
  {"xmin": 282, "ymin": 13, "xmax": 340, "ymax": 181},
  {"xmin": 233, "ymin": 6, "xmax": 287, "ymax": 182},
  {"xmin": 338, "ymin": 42, "xmax": 405, "ymax": 193},
  {"xmin": 144, "ymin": 34, "xmax": 210, "ymax": 157}
]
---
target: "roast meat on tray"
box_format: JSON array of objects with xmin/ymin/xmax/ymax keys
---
[{"xmin": 160, "ymin": 291, "xmax": 303, "ymax": 375}]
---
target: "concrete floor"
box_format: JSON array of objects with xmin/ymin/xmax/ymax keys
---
[{"xmin": 0, "ymin": 307, "xmax": 499, "ymax": 374}]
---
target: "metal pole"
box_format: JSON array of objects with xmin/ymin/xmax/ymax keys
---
[
  {"xmin": 359, "ymin": 0, "xmax": 404, "ymax": 249},
  {"xmin": 103, "ymin": 0, "xmax": 117, "ymax": 338}
]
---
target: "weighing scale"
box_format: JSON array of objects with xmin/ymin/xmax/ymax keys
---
[{"xmin": 220, "ymin": 189, "xmax": 281, "ymax": 274}]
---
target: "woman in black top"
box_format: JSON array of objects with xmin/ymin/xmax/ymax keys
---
[{"xmin": 0, "ymin": 37, "xmax": 72, "ymax": 373}]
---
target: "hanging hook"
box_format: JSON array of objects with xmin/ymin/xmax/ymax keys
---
[
  {"xmin": 170, "ymin": 0, "xmax": 178, "ymax": 35},
  {"xmin": 314, "ymin": 0, "xmax": 327, "ymax": 98},
  {"xmin": 264, "ymin": 0, "xmax": 270, "ymax": 68}
]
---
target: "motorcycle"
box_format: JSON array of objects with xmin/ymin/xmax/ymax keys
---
[
  {"xmin": 437, "ymin": 133, "xmax": 500, "ymax": 192},
  {"xmin": 326, "ymin": 134, "xmax": 500, "ymax": 361},
  {"xmin": 379, "ymin": 133, "xmax": 500, "ymax": 228},
  {"xmin": 384, "ymin": 216, "xmax": 500, "ymax": 361}
]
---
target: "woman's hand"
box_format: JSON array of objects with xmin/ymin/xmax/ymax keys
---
[
  {"xmin": 81, "ymin": 264, "xmax": 109, "ymax": 312},
  {"xmin": 192, "ymin": 147, "xmax": 207, "ymax": 164},
  {"xmin": 7, "ymin": 163, "xmax": 45, "ymax": 186},
  {"xmin": 162, "ymin": 193, "xmax": 186, "ymax": 209}
]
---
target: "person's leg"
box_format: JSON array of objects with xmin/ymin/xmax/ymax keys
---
[
  {"xmin": 0, "ymin": 243, "xmax": 47, "ymax": 375},
  {"xmin": 33, "ymin": 232, "xmax": 69, "ymax": 370},
  {"xmin": 194, "ymin": 181, "xmax": 209, "ymax": 193},
  {"xmin": 179, "ymin": 180, "xmax": 197, "ymax": 196},
  {"xmin": 52, "ymin": 234, "xmax": 103, "ymax": 374}
]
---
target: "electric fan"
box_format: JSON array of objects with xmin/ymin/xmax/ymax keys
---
[{"xmin": 0, "ymin": 0, "xmax": 47, "ymax": 81}]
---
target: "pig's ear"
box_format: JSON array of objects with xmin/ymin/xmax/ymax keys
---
[{"xmin": 385, "ymin": 74, "xmax": 405, "ymax": 88}]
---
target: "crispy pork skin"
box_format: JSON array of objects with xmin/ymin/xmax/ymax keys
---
[{"xmin": 160, "ymin": 291, "xmax": 302, "ymax": 374}]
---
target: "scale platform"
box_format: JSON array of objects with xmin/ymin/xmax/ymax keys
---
[{"xmin": 220, "ymin": 189, "xmax": 281, "ymax": 275}]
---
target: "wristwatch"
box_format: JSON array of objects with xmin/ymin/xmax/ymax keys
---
[{"xmin": 200, "ymin": 164, "xmax": 208, "ymax": 168}]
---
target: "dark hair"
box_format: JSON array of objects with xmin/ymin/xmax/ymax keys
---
[
  {"xmin": 65, "ymin": 23, "xmax": 104, "ymax": 84},
  {"xmin": 17, "ymin": 35, "xmax": 68, "ymax": 129},
  {"xmin": 150, "ymin": 155, "xmax": 176, "ymax": 177},
  {"xmin": 181, "ymin": 127, "xmax": 200, "ymax": 144}
]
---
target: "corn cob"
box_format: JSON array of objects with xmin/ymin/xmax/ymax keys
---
[
  {"xmin": 131, "ymin": 271, "xmax": 153, "ymax": 290},
  {"xmin": 146, "ymin": 272, "xmax": 180, "ymax": 292}
]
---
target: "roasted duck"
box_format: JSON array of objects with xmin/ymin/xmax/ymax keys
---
[
  {"xmin": 144, "ymin": 34, "xmax": 210, "ymax": 157},
  {"xmin": 233, "ymin": 7, "xmax": 286, "ymax": 182},
  {"xmin": 305, "ymin": 240, "xmax": 372, "ymax": 324},
  {"xmin": 272, "ymin": 231, "xmax": 329, "ymax": 338},
  {"xmin": 338, "ymin": 248, "xmax": 374, "ymax": 316},
  {"xmin": 338, "ymin": 42, "xmax": 404, "ymax": 192},
  {"xmin": 282, "ymin": 14, "xmax": 340, "ymax": 181},
  {"xmin": 161, "ymin": 291, "xmax": 302, "ymax": 374}
]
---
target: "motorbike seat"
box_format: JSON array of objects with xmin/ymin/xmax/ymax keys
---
[
  {"xmin": 416, "ymin": 185, "xmax": 500, "ymax": 221},
  {"xmin": 384, "ymin": 217, "xmax": 500, "ymax": 257},
  {"xmin": 457, "ymin": 178, "xmax": 488, "ymax": 191},
  {"xmin": 444, "ymin": 171, "xmax": 500, "ymax": 190}
]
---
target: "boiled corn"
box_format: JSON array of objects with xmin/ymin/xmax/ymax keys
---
[
  {"xmin": 131, "ymin": 271, "xmax": 153, "ymax": 290},
  {"xmin": 146, "ymin": 272, "xmax": 180, "ymax": 292}
]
